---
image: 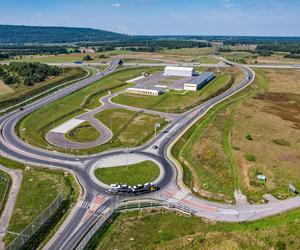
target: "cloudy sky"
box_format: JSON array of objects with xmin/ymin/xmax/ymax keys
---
[{"xmin": 0, "ymin": 0, "xmax": 300, "ymax": 36}]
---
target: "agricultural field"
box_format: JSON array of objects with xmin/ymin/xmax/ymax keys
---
[
  {"xmin": 94, "ymin": 161, "xmax": 160, "ymax": 186},
  {"xmin": 0, "ymin": 157, "xmax": 78, "ymax": 247},
  {"xmin": 17, "ymin": 67, "xmax": 162, "ymax": 154},
  {"xmin": 65, "ymin": 122, "xmax": 100, "ymax": 143},
  {"xmin": 87, "ymin": 209, "xmax": 300, "ymax": 250},
  {"xmin": 172, "ymin": 67, "xmax": 300, "ymax": 204},
  {"xmin": 112, "ymin": 71, "xmax": 233, "ymax": 114}
]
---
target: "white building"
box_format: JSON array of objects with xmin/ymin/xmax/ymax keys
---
[
  {"xmin": 184, "ymin": 72, "xmax": 214, "ymax": 91},
  {"xmin": 164, "ymin": 66, "xmax": 195, "ymax": 77},
  {"xmin": 126, "ymin": 87, "xmax": 164, "ymax": 96}
]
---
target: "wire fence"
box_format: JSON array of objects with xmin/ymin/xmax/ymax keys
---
[
  {"xmin": 76, "ymin": 198, "xmax": 195, "ymax": 250},
  {"xmin": 5, "ymin": 194, "xmax": 64, "ymax": 250}
]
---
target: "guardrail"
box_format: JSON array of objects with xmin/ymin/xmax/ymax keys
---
[
  {"xmin": 76, "ymin": 198, "xmax": 195, "ymax": 250},
  {"xmin": 5, "ymin": 194, "xmax": 64, "ymax": 250}
]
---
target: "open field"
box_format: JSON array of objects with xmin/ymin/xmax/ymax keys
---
[
  {"xmin": 17, "ymin": 67, "xmax": 160, "ymax": 154},
  {"xmin": 0, "ymin": 156, "xmax": 78, "ymax": 247},
  {"xmin": 87, "ymin": 209, "xmax": 300, "ymax": 250},
  {"xmin": 172, "ymin": 67, "xmax": 300, "ymax": 204},
  {"xmin": 94, "ymin": 108, "xmax": 168, "ymax": 149},
  {"xmin": 94, "ymin": 161, "xmax": 160, "ymax": 186},
  {"xmin": 112, "ymin": 72, "xmax": 233, "ymax": 114},
  {"xmin": 0, "ymin": 79, "xmax": 14, "ymax": 96},
  {"xmin": 65, "ymin": 121, "xmax": 100, "ymax": 143},
  {"xmin": 0, "ymin": 67, "xmax": 86, "ymax": 108}
]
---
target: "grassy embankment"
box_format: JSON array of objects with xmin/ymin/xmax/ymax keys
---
[
  {"xmin": 112, "ymin": 72, "xmax": 233, "ymax": 114},
  {"xmin": 0, "ymin": 156, "xmax": 79, "ymax": 247},
  {"xmin": 87, "ymin": 209, "xmax": 300, "ymax": 250},
  {"xmin": 0, "ymin": 67, "xmax": 87, "ymax": 108},
  {"xmin": 172, "ymin": 67, "xmax": 300, "ymax": 204},
  {"xmin": 65, "ymin": 121, "xmax": 100, "ymax": 143},
  {"xmin": 94, "ymin": 161, "xmax": 160, "ymax": 186},
  {"xmin": 17, "ymin": 67, "xmax": 163, "ymax": 155},
  {"xmin": 0, "ymin": 169, "xmax": 11, "ymax": 215}
]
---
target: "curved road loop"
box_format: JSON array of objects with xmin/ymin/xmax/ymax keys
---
[{"xmin": 0, "ymin": 59, "xmax": 299, "ymax": 249}]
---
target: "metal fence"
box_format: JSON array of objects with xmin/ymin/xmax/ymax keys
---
[
  {"xmin": 76, "ymin": 198, "xmax": 195, "ymax": 250},
  {"xmin": 5, "ymin": 194, "xmax": 64, "ymax": 250}
]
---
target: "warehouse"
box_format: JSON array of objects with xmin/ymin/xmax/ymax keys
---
[
  {"xmin": 126, "ymin": 87, "xmax": 164, "ymax": 96},
  {"xmin": 184, "ymin": 72, "xmax": 214, "ymax": 91},
  {"xmin": 164, "ymin": 66, "xmax": 195, "ymax": 77}
]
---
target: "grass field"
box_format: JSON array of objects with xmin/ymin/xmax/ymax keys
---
[
  {"xmin": 172, "ymin": 67, "xmax": 300, "ymax": 204},
  {"xmin": 94, "ymin": 161, "xmax": 160, "ymax": 186},
  {"xmin": 0, "ymin": 156, "xmax": 78, "ymax": 247},
  {"xmin": 17, "ymin": 67, "xmax": 160, "ymax": 154},
  {"xmin": 65, "ymin": 121, "xmax": 100, "ymax": 143},
  {"xmin": 0, "ymin": 67, "xmax": 86, "ymax": 107},
  {"xmin": 87, "ymin": 209, "xmax": 300, "ymax": 250},
  {"xmin": 0, "ymin": 170, "xmax": 10, "ymax": 215},
  {"xmin": 112, "ymin": 73, "xmax": 233, "ymax": 113},
  {"xmin": 94, "ymin": 108, "xmax": 168, "ymax": 149}
]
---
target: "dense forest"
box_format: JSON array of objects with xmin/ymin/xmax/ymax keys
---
[
  {"xmin": 0, "ymin": 62, "xmax": 61, "ymax": 86},
  {"xmin": 0, "ymin": 25, "xmax": 128, "ymax": 44}
]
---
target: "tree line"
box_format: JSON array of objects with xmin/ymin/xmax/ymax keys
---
[{"xmin": 0, "ymin": 62, "xmax": 61, "ymax": 86}]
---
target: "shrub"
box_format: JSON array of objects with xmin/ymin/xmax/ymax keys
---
[
  {"xmin": 245, "ymin": 134, "xmax": 253, "ymax": 140},
  {"xmin": 245, "ymin": 154, "xmax": 256, "ymax": 162},
  {"xmin": 272, "ymin": 139, "xmax": 291, "ymax": 147}
]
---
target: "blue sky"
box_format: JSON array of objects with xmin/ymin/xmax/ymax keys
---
[{"xmin": 0, "ymin": 0, "xmax": 300, "ymax": 36}]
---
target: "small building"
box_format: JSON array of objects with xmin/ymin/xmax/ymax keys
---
[
  {"xmin": 184, "ymin": 72, "xmax": 214, "ymax": 91},
  {"xmin": 164, "ymin": 66, "xmax": 195, "ymax": 77},
  {"xmin": 257, "ymin": 175, "xmax": 267, "ymax": 182},
  {"xmin": 126, "ymin": 87, "xmax": 164, "ymax": 96}
]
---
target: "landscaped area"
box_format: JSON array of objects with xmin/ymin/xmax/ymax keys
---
[
  {"xmin": 65, "ymin": 121, "xmax": 100, "ymax": 143},
  {"xmin": 87, "ymin": 209, "xmax": 300, "ymax": 250},
  {"xmin": 172, "ymin": 67, "xmax": 300, "ymax": 204},
  {"xmin": 17, "ymin": 67, "xmax": 160, "ymax": 154},
  {"xmin": 94, "ymin": 161, "xmax": 160, "ymax": 186},
  {"xmin": 112, "ymin": 72, "xmax": 233, "ymax": 113}
]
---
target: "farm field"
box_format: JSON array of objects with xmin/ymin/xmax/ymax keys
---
[
  {"xmin": 94, "ymin": 161, "xmax": 160, "ymax": 186},
  {"xmin": 172, "ymin": 67, "xmax": 300, "ymax": 203},
  {"xmin": 87, "ymin": 209, "xmax": 300, "ymax": 250},
  {"xmin": 17, "ymin": 68, "xmax": 158, "ymax": 152},
  {"xmin": 112, "ymin": 71, "xmax": 233, "ymax": 114}
]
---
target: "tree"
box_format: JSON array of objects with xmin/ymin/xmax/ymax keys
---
[{"xmin": 83, "ymin": 55, "xmax": 93, "ymax": 61}]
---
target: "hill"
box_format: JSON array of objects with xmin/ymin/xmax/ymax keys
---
[{"xmin": 0, "ymin": 25, "xmax": 128, "ymax": 44}]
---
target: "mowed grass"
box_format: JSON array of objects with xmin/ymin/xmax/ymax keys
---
[
  {"xmin": 112, "ymin": 73, "xmax": 233, "ymax": 114},
  {"xmin": 0, "ymin": 157, "xmax": 77, "ymax": 246},
  {"xmin": 88, "ymin": 209, "xmax": 300, "ymax": 250},
  {"xmin": 17, "ymin": 67, "xmax": 159, "ymax": 154},
  {"xmin": 94, "ymin": 108, "xmax": 168, "ymax": 149},
  {"xmin": 94, "ymin": 161, "xmax": 160, "ymax": 186},
  {"xmin": 65, "ymin": 121, "xmax": 100, "ymax": 143}
]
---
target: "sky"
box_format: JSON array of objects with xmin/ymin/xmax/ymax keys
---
[{"xmin": 0, "ymin": 0, "xmax": 300, "ymax": 36}]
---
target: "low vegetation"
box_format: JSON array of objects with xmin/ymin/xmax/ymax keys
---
[
  {"xmin": 87, "ymin": 209, "xmax": 300, "ymax": 250},
  {"xmin": 0, "ymin": 170, "xmax": 10, "ymax": 215},
  {"xmin": 65, "ymin": 121, "xmax": 100, "ymax": 143},
  {"xmin": 0, "ymin": 156, "xmax": 78, "ymax": 247},
  {"xmin": 94, "ymin": 161, "xmax": 160, "ymax": 186}
]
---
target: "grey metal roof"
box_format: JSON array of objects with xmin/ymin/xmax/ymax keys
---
[{"xmin": 186, "ymin": 72, "xmax": 214, "ymax": 86}]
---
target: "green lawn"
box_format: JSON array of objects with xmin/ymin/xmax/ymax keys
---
[
  {"xmin": 65, "ymin": 121, "xmax": 100, "ymax": 143},
  {"xmin": 17, "ymin": 67, "xmax": 160, "ymax": 154},
  {"xmin": 0, "ymin": 156, "xmax": 78, "ymax": 247},
  {"xmin": 87, "ymin": 209, "xmax": 300, "ymax": 250},
  {"xmin": 94, "ymin": 161, "xmax": 160, "ymax": 186},
  {"xmin": 112, "ymin": 73, "xmax": 233, "ymax": 113}
]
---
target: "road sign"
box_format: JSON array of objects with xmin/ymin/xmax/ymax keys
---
[{"xmin": 155, "ymin": 123, "xmax": 161, "ymax": 128}]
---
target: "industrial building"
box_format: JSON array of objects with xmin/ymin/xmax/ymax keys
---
[
  {"xmin": 164, "ymin": 66, "xmax": 195, "ymax": 77},
  {"xmin": 184, "ymin": 72, "xmax": 214, "ymax": 91},
  {"xmin": 126, "ymin": 87, "xmax": 164, "ymax": 96}
]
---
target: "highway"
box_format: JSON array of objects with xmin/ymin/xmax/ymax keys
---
[{"xmin": 0, "ymin": 59, "xmax": 300, "ymax": 250}]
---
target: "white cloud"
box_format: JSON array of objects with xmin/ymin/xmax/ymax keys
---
[{"xmin": 112, "ymin": 3, "xmax": 121, "ymax": 8}]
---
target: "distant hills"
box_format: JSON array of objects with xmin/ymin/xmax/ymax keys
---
[{"xmin": 0, "ymin": 25, "xmax": 128, "ymax": 44}]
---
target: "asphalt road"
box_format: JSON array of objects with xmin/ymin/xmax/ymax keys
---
[{"xmin": 0, "ymin": 59, "xmax": 299, "ymax": 250}]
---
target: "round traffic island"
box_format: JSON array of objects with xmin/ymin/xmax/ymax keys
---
[{"xmin": 94, "ymin": 161, "xmax": 160, "ymax": 186}]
